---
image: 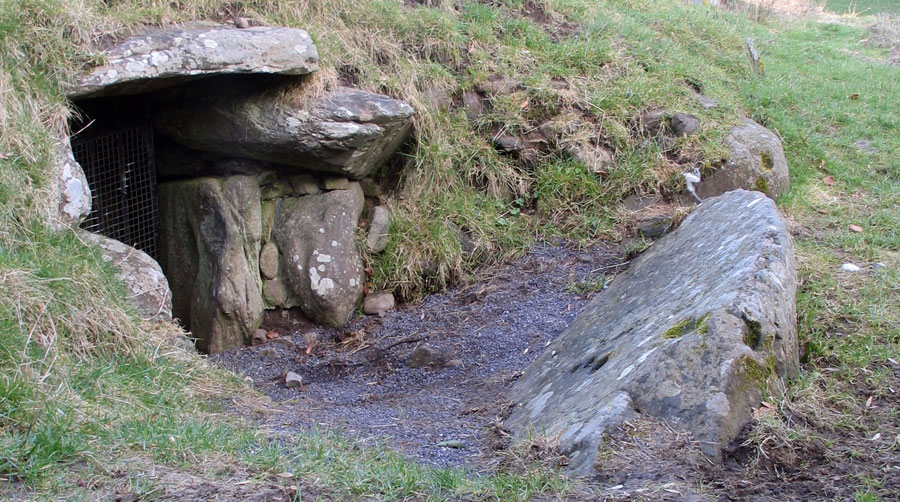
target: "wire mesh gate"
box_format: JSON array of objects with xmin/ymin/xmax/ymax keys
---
[{"xmin": 72, "ymin": 125, "xmax": 159, "ymax": 259}]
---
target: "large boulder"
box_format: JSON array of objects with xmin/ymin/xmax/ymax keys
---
[
  {"xmin": 81, "ymin": 231, "xmax": 172, "ymax": 323},
  {"xmin": 696, "ymin": 119, "xmax": 790, "ymax": 200},
  {"xmin": 158, "ymin": 175, "xmax": 264, "ymax": 353},
  {"xmin": 270, "ymin": 183, "xmax": 365, "ymax": 325},
  {"xmin": 68, "ymin": 25, "xmax": 318, "ymax": 99},
  {"xmin": 154, "ymin": 85, "xmax": 414, "ymax": 179},
  {"xmin": 507, "ymin": 190, "xmax": 797, "ymax": 472}
]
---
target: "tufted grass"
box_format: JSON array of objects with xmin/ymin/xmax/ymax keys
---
[{"xmin": 1, "ymin": 0, "xmax": 900, "ymax": 499}]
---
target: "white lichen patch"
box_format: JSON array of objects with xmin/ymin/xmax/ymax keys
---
[{"xmin": 316, "ymin": 254, "xmax": 332, "ymax": 263}]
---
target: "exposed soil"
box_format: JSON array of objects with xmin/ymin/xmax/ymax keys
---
[
  {"xmin": 213, "ymin": 242, "xmax": 900, "ymax": 501},
  {"xmin": 214, "ymin": 243, "xmax": 620, "ymax": 468}
]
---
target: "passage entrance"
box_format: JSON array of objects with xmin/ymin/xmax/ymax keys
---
[{"xmin": 71, "ymin": 111, "xmax": 159, "ymax": 259}]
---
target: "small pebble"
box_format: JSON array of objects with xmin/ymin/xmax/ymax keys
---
[
  {"xmin": 285, "ymin": 371, "xmax": 303, "ymax": 389},
  {"xmin": 841, "ymin": 263, "xmax": 862, "ymax": 272}
]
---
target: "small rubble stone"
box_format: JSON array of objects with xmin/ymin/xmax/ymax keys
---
[
  {"xmin": 476, "ymin": 75, "xmax": 522, "ymax": 95},
  {"xmin": 259, "ymin": 242, "xmax": 280, "ymax": 280},
  {"xmin": 285, "ymin": 371, "xmax": 303, "ymax": 388},
  {"xmin": 670, "ymin": 112, "xmax": 700, "ymax": 137},
  {"xmin": 364, "ymin": 292, "xmax": 395, "ymax": 316},
  {"xmin": 408, "ymin": 344, "xmax": 446, "ymax": 368},
  {"xmin": 252, "ymin": 329, "xmax": 268, "ymax": 346},
  {"xmin": 639, "ymin": 108, "xmax": 666, "ymax": 135},
  {"xmin": 366, "ymin": 206, "xmax": 391, "ymax": 253},
  {"xmin": 323, "ymin": 176, "xmax": 350, "ymax": 190},
  {"xmin": 258, "ymin": 346, "xmax": 278, "ymax": 359},
  {"xmin": 462, "ymin": 91, "xmax": 486, "ymax": 120},
  {"xmin": 424, "ymin": 86, "xmax": 452, "ymax": 112},
  {"xmin": 493, "ymin": 135, "xmax": 524, "ymax": 153},
  {"xmin": 695, "ymin": 94, "xmax": 718, "ymax": 109},
  {"xmin": 637, "ymin": 214, "xmax": 673, "ymax": 239},
  {"xmin": 445, "ymin": 359, "xmax": 463, "ymax": 368},
  {"xmin": 289, "ymin": 174, "xmax": 320, "ymax": 195}
]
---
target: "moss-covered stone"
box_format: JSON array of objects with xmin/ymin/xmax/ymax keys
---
[
  {"xmin": 754, "ymin": 176, "xmax": 770, "ymax": 195},
  {"xmin": 662, "ymin": 318, "xmax": 693, "ymax": 339}
]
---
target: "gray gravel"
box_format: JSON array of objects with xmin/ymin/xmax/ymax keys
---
[{"xmin": 212, "ymin": 242, "xmax": 622, "ymax": 468}]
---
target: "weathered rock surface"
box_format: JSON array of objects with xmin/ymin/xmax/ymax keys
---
[
  {"xmin": 158, "ymin": 175, "xmax": 264, "ymax": 353},
  {"xmin": 507, "ymin": 190, "xmax": 797, "ymax": 472},
  {"xmin": 68, "ymin": 25, "xmax": 318, "ymax": 99},
  {"xmin": 697, "ymin": 119, "xmax": 790, "ymax": 200},
  {"xmin": 271, "ymin": 183, "xmax": 365, "ymax": 325},
  {"xmin": 50, "ymin": 139, "xmax": 91, "ymax": 228},
  {"xmin": 637, "ymin": 213, "xmax": 672, "ymax": 239},
  {"xmin": 565, "ymin": 143, "xmax": 614, "ymax": 175},
  {"xmin": 154, "ymin": 85, "xmax": 414, "ymax": 179},
  {"xmin": 82, "ymin": 231, "xmax": 172, "ymax": 322}
]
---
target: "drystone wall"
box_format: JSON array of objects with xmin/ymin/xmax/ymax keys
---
[{"xmin": 63, "ymin": 24, "xmax": 412, "ymax": 352}]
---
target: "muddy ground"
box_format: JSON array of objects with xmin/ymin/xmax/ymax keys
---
[{"xmin": 213, "ymin": 242, "xmax": 900, "ymax": 501}]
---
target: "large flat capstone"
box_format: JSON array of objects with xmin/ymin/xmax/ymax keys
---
[
  {"xmin": 507, "ymin": 190, "xmax": 797, "ymax": 472},
  {"xmin": 153, "ymin": 85, "xmax": 414, "ymax": 179},
  {"xmin": 68, "ymin": 25, "xmax": 318, "ymax": 99}
]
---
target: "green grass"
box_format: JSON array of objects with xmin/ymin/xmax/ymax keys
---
[
  {"xmin": 826, "ymin": 0, "xmax": 900, "ymax": 15},
  {"xmin": 2, "ymin": 0, "xmax": 900, "ymax": 499}
]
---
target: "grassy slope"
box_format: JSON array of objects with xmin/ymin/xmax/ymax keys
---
[
  {"xmin": 826, "ymin": 0, "xmax": 900, "ymax": 15},
  {"xmin": 1, "ymin": 0, "xmax": 899, "ymax": 499}
]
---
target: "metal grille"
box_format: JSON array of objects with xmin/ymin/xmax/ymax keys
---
[{"xmin": 73, "ymin": 125, "xmax": 159, "ymax": 259}]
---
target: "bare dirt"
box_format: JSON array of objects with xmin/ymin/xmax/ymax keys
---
[
  {"xmin": 213, "ymin": 243, "xmax": 619, "ymax": 469},
  {"xmin": 213, "ymin": 242, "xmax": 900, "ymax": 501}
]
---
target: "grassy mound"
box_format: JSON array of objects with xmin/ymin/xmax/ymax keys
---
[{"xmin": 2, "ymin": 0, "xmax": 899, "ymax": 499}]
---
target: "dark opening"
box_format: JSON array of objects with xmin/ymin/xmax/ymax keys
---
[{"xmin": 71, "ymin": 97, "xmax": 159, "ymax": 259}]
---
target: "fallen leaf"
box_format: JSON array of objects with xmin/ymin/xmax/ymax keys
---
[
  {"xmin": 818, "ymin": 159, "xmax": 827, "ymax": 170},
  {"xmin": 849, "ymin": 224, "xmax": 863, "ymax": 233},
  {"xmin": 277, "ymin": 472, "xmax": 294, "ymax": 478},
  {"xmin": 823, "ymin": 176, "xmax": 835, "ymax": 185},
  {"xmin": 520, "ymin": 98, "xmax": 530, "ymax": 110},
  {"xmin": 866, "ymin": 396, "xmax": 874, "ymax": 409},
  {"xmin": 871, "ymin": 433, "xmax": 881, "ymax": 441},
  {"xmin": 850, "ymin": 93, "xmax": 859, "ymax": 100},
  {"xmin": 266, "ymin": 330, "xmax": 279, "ymax": 339}
]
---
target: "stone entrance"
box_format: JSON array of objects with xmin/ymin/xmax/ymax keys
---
[
  {"xmin": 71, "ymin": 98, "xmax": 159, "ymax": 259},
  {"xmin": 61, "ymin": 24, "xmax": 413, "ymax": 353}
]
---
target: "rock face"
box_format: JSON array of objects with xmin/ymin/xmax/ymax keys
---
[
  {"xmin": 154, "ymin": 85, "xmax": 414, "ymax": 179},
  {"xmin": 366, "ymin": 206, "xmax": 392, "ymax": 253},
  {"xmin": 82, "ymin": 231, "xmax": 172, "ymax": 322},
  {"xmin": 507, "ymin": 190, "xmax": 797, "ymax": 472},
  {"xmin": 68, "ymin": 25, "xmax": 318, "ymax": 99},
  {"xmin": 270, "ymin": 183, "xmax": 366, "ymax": 325},
  {"xmin": 158, "ymin": 175, "xmax": 264, "ymax": 353},
  {"xmin": 697, "ymin": 119, "xmax": 790, "ymax": 200}
]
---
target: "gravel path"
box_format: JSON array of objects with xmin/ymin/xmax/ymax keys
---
[{"xmin": 213, "ymin": 243, "xmax": 622, "ymax": 468}]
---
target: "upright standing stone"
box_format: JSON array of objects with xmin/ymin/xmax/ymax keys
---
[
  {"xmin": 158, "ymin": 175, "xmax": 264, "ymax": 353},
  {"xmin": 271, "ymin": 183, "xmax": 366, "ymax": 325},
  {"xmin": 507, "ymin": 190, "xmax": 797, "ymax": 471}
]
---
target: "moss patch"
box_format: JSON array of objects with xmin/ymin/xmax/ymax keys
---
[
  {"xmin": 754, "ymin": 176, "xmax": 770, "ymax": 195},
  {"xmin": 760, "ymin": 151, "xmax": 774, "ymax": 172},
  {"xmin": 739, "ymin": 354, "xmax": 777, "ymax": 393},
  {"xmin": 662, "ymin": 314, "xmax": 710, "ymax": 339},
  {"xmin": 743, "ymin": 318, "xmax": 763, "ymax": 349}
]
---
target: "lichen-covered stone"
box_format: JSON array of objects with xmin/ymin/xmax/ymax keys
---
[
  {"xmin": 158, "ymin": 175, "xmax": 264, "ymax": 353},
  {"xmin": 154, "ymin": 85, "xmax": 414, "ymax": 179},
  {"xmin": 507, "ymin": 190, "xmax": 797, "ymax": 472},
  {"xmin": 82, "ymin": 231, "xmax": 172, "ymax": 322},
  {"xmin": 68, "ymin": 25, "xmax": 318, "ymax": 99},
  {"xmin": 697, "ymin": 119, "xmax": 790, "ymax": 200},
  {"xmin": 271, "ymin": 183, "xmax": 365, "ymax": 325},
  {"xmin": 49, "ymin": 139, "xmax": 91, "ymax": 228}
]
